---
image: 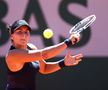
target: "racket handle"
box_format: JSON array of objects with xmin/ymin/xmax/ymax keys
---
[{"xmin": 73, "ymin": 38, "xmax": 77, "ymax": 44}]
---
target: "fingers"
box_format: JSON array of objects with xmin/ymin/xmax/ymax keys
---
[
  {"xmin": 72, "ymin": 38, "xmax": 77, "ymax": 44},
  {"xmin": 72, "ymin": 54, "xmax": 83, "ymax": 65},
  {"xmin": 73, "ymin": 59, "xmax": 82, "ymax": 65},
  {"xmin": 73, "ymin": 54, "xmax": 83, "ymax": 60},
  {"xmin": 64, "ymin": 49, "xmax": 83, "ymax": 66},
  {"xmin": 70, "ymin": 33, "xmax": 80, "ymax": 44},
  {"xmin": 78, "ymin": 59, "xmax": 82, "ymax": 62}
]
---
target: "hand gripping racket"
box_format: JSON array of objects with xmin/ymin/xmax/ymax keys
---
[{"xmin": 69, "ymin": 15, "xmax": 96, "ymax": 34}]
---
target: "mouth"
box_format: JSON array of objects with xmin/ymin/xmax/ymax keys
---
[{"xmin": 20, "ymin": 39, "xmax": 27, "ymax": 42}]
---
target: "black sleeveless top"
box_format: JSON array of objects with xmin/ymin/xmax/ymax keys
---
[{"xmin": 6, "ymin": 45, "xmax": 40, "ymax": 90}]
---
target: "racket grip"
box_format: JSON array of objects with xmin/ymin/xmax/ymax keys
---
[{"xmin": 73, "ymin": 38, "xmax": 77, "ymax": 44}]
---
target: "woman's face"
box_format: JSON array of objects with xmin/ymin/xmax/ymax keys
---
[{"xmin": 11, "ymin": 26, "xmax": 30, "ymax": 46}]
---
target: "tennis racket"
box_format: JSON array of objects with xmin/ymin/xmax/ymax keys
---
[{"xmin": 69, "ymin": 14, "xmax": 96, "ymax": 34}]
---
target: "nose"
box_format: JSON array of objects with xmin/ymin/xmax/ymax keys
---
[{"xmin": 21, "ymin": 32, "xmax": 28, "ymax": 39}]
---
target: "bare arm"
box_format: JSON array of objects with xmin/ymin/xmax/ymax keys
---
[
  {"xmin": 39, "ymin": 60, "xmax": 61, "ymax": 74},
  {"xmin": 39, "ymin": 49, "xmax": 83, "ymax": 74},
  {"xmin": 6, "ymin": 42, "xmax": 67, "ymax": 63},
  {"xmin": 6, "ymin": 33, "xmax": 80, "ymax": 63},
  {"xmin": 41, "ymin": 42, "xmax": 67, "ymax": 59}
]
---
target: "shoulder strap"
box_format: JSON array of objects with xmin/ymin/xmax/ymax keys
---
[
  {"xmin": 9, "ymin": 45, "xmax": 33, "ymax": 50},
  {"xmin": 10, "ymin": 45, "xmax": 16, "ymax": 50}
]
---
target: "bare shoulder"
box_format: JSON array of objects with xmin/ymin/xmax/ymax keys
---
[{"xmin": 27, "ymin": 43, "xmax": 37, "ymax": 50}]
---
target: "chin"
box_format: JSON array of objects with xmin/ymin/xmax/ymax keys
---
[{"xmin": 20, "ymin": 42, "xmax": 28, "ymax": 46}]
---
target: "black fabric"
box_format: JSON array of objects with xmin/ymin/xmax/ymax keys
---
[
  {"xmin": 64, "ymin": 39, "xmax": 72, "ymax": 47},
  {"xmin": 58, "ymin": 59, "xmax": 65, "ymax": 68},
  {"xmin": 6, "ymin": 45, "xmax": 39, "ymax": 90},
  {"xmin": 9, "ymin": 20, "xmax": 31, "ymax": 34}
]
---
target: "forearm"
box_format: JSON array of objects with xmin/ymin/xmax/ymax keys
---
[
  {"xmin": 39, "ymin": 59, "xmax": 65, "ymax": 74},
  {"xmin": 41, "ymin": 42, "xmax": 67, "ymax": 60},
  {"xmin": 40, "ymin": 34, "xmax": 80, "ymax": 60},
  {"xmin": 7, "ymin": 41, "xmax": 68, "ymax": 63}
]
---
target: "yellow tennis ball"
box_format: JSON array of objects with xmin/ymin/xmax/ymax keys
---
[{"xmin": 43, "ymin": 29, "xmax": 53, "ymax": 39}]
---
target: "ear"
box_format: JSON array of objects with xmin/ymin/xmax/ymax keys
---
[{"xmin": 10, "ymin": 34, "xmax": 14, "ymax": 40}]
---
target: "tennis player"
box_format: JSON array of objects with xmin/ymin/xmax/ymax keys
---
[{"xmin": 5, "ymin": 20, "xmax": 83, "ymax": 90}]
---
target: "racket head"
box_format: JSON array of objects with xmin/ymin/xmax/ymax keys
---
[{"xmin": 69, "ymin": 15, "xmax": 96, "ymax": 34}]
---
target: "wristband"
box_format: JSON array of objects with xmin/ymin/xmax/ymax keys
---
[
  {"xmin": 64, "ymin": 39, "xmax": 72, "ymax": 47},
  {"xmin": 58, "ymin": 59, "xmax": 65, "ymax": 68}
]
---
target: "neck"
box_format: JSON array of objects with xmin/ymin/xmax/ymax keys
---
[{"xmin": 12, "ymin": 43, "xmax": 27, "ymax": 49}]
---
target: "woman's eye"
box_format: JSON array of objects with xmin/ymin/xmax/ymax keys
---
[
  {"xmin": 16, "ymin": 31, "xmax": 29, "ymax": 35},
  {"xmin": 17, "ymin": 31, "xmax": 22, "ymax": 34}
]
